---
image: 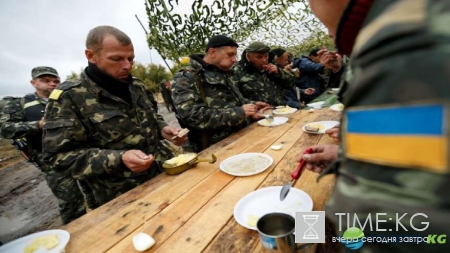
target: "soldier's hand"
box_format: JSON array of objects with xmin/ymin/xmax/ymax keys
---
[
  {"xmin": 122, "ymin": 150, "xmax": 154, "ymax": 173},
  {"xmin": 263, "ymin": 64, "xmax": 278, "ymax": 74},
  {"xmin": 325, "ymin": 125, "xmax": 340, "ymax": 143},
  {"xmin": 305, "ymin": 88, "xmax": 316, "ymax": 95},
  {"xmin": 255, "ymin": 101, "xmax": 270, "ymax": 110},
  {"xmin": 161, "ymin": 126, "xmax": 188, "ymax": 146},
  {"xmin": 296, "ymin": 145, "xmax": 339, "ymax": 173},
  {"xmin": 284, "ymin": 64, "xmax": 293, "ymax": 71},
  {"xmin": 38, "ymin": 118, "xmax": 44, "ymax": 129},
  {"xmin": 242, "ymin": 104, "xmax": 257, "ymax": 117},
  {"xmin": 250, "ymin": 113, "xmax": 266, "ymax": 120}
]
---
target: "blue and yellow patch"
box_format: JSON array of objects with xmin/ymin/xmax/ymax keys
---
[{"xmin": 344, "ymin": 104, "xmax": 448, "ymax": 173}]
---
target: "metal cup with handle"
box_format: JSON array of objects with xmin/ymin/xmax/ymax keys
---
[{"xmin": 257, "ymin": 213, "xmax": 312, "ymax": 253}]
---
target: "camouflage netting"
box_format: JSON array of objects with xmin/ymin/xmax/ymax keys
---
[{"xmin": 144, "ymin": 0, "xmax": 325, "ymax": 62}]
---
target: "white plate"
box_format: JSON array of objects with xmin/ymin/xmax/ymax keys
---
[
  {"xmin": 302, "ymin": 121, "xmax": 340, "ymax": 134},
  {"xmin": 233, "ymin": 186, "xmax": 313, "ymax": 230},
  {"xmin": 220, "ymin": 153, "xmax": 273, "ymax": 176},
  {"xmin": 0, "ymin": 230, "xmax": 70, "ymax": 253},
  {"xmin": 330, "ymin": 103, "xmax": 344, "ymax": 112},
  {"xmin": 306, "ymin": 101, "xmax": 325, "ymax": 109},
  {"xmin": 331, "ymin": 88, "xmax": 340, "ymax": 92},
  {"xmin": 257, "ymin": 117, "xmax": 288, "ymax": 127},
  {"xmin": 273, "ymin": 108, "xmax": 298, "ymax": 115}
]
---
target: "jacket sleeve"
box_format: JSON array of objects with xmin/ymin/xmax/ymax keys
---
[
  {"xmin": 171, "ymin": 72, "xmax": 247, "ymax": 130},
  {"xmin": 298, "ymin": 59, "xmax": 324, "ymax": 73},
  {"xmin": 42, "ymin": 92, "xmax": 125, "ymax": 180},
  {"xmin": 283, "ymin": 89, "xmax": 301, "ymax": 109},
  {"xmin": 272, "ymin": 68, "xmax": 295, "ymax": 89},
  {"xmin": 0, "ymin": 99, "xmax": 40, "ymax": 139}
]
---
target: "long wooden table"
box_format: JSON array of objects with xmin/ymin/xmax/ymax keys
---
[{"xmin": 63, "ymin": 108, "xmax": 341, "ymax": 253}]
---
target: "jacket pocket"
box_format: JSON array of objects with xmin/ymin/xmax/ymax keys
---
[{"xmin": 88, "ymin": 110, "xmax": 134, "ymax": 143}]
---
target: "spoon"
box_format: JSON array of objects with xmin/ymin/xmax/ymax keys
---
[
  {"xmin": 280, "ymin": 148, "xmax": 313, "ymax": 201},
  {"xmin": 264, "ymin": 114, "xmax": 274, "ymax": 123}
]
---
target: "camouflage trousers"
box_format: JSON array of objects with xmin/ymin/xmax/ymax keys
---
[{"xmin": 42, "ymin": 169, "xmax": 93, "ymax": 224}]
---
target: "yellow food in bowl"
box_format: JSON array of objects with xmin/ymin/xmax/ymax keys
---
[
  {"xmin": 24, "ymin": 234, "xmax": 59, "ymax": 253},
  {"xmin": 336, "ymin": 104, "xmax": 344, "ymax": 110},
  {"xmin": 164, "ymin": 153, "xmax": 197, "ymax": 166},
  {"xmin": 275, "ymin": 106, "xmax": 292, "ymax": 113}
]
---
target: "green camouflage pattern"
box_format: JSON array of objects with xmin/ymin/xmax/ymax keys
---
[
  {"xmin": 232, "ymin": 59, "xmax": 294, "ymax": 106},
  {"xmin": 326, "ymin": 0, "xmax": 450, "ymax": 252},
  {"xmin": 0, "ymin": 94, "xmax": 87, "ymax": 224},
  {"xmin": 42, "ymin": 71, "xmax": 173, "ymax": 205},
  {"xmin": 31, "ymin": 66, "xmax": 59, "ymax": 78},
  {"xmin": 171, "ymin": 55, "xmax": 252, "ymax": 151}
]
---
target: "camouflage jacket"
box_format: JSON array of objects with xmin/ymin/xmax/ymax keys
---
[
  {"xmin": 172, "ymin": 54, "xmax": 252, "ymax": 151},
  {"xmin": 42, "ymin": 71, "xmax": 172, "ymax": 204},
  {"xmin": 325, "ymin": 0, "xmax": 450, "ymax": 251},
  {"xmin": 232, "ymin": 59, "xmax": 294, "ymax": 106},
  {"xmin": 0, "ymin": 93, "xmax": 47, "ymax": 165}
]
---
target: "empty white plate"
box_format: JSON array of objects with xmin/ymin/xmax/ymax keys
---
[
  {"xmin": 233, "ymin": 186, "xmax": 313, "ymax": 230},
  {"xmin": 306, "ymin": 101, "xmax": 325, "ymax": 109}
]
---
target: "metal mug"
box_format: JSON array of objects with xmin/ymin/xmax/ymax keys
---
[{"xmin": 257, "ymin": 213, "xmax": 311, "ymax": 253}]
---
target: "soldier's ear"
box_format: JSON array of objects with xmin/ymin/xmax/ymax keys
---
[
  {"xmin": 30, "ymin": 79, "xmax": 36, "ymax": 87},
  {"xmin": 85, "ymin": 49, "xmax": 97, "ymax": 64}
]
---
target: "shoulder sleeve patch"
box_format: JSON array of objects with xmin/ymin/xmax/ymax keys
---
[{"xmin": 49, "ymin": 89, "xmax": 63, "ymax": 100}]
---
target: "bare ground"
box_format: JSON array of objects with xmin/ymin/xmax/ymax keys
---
[{"xmin": 0, "ymin": 102, "xmax": 178, "ymax": 244}]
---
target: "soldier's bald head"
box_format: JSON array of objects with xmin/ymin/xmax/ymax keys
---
[{"xmin": 86, "ymin": 26, "xmax": 132, "ymax": 54}]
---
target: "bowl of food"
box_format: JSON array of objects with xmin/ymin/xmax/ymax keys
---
[{"xmin": 162, "ymin": 153, "xmax": 217, "ymax": 175}]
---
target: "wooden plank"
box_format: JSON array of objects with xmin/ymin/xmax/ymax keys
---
[
  {"xmin": 106, "ymin": 118, "xmax": 301, "ymax": 252},
  {"xmin": 64, "ymin": 122, "xmax": 277, "ymax": 252},
  {"xmin": 162, "ymin": 112, "xmax": 321, "ymax": 253},
  {"xmin": 204, "ymin": 109, "xmax": 339, "ymax": 253}
]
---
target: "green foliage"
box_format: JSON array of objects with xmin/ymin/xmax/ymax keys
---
[
  {"xmin": 287, "ymin": 31, "xmax": 335, "ymax": 57},
  {"xmin": 131, "ymin": 63, "xmax": 172, "ymax": 93},
  {"xmin": 144, "ymin": 0, "xmax": 323, "ymax": 62},
  {"xmin": 65, "ymin": 68, "xmax": 84, "ymax": 81}
]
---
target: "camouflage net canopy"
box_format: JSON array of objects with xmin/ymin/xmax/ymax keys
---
[{"xmin": 145, "ymin": 0, "xmax": 325, "ymax": 62}]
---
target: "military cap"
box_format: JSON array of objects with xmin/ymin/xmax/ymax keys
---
[
  {"xmin": 205, "ymin": 35, "xmax": 239, "ymax": 52},
  {"xmin": 246, "ymin": 41, "xmax": 271, "ymax": 53},
  {"xmin": 31, "ymin": 66, "xmax": 59, "ymax": 79}
]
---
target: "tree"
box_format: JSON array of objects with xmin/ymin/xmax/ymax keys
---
[
  {"xmin": 144, "ymin": 0, "xmax": 323, "ymax": 63},
  {"xmin": 287, "ymin": 30, "xmax": 334, "ymax": 57},
  {"xmin": 131, "ymin": 63, "xmax": 172, "ymax": 93},
  {"xmin": 66, "ymin": 68, "xmax": 84, "ymax": 81}
]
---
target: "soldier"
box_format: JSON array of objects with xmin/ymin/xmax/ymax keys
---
[
  {"xmin": 298, "ymin": 0, "xmax": 450, "ymax": 252},
  {"xmin": 42, "ymin": 26, "xmax": 187, "ymax": 205},
  {"xmin": 0, "ymin": 67, "xmax": 91, "ymax": 224},
  {"xmin": 171, "ymin": 35, "xmax": 268, "ymax": 152},
  {"xmin": 233, "ymin": 41, "xmax": 295, "ymax": 106},
  {"xmin": 160, "ymin": 80, "xmax": 174, "ymax": 112}
]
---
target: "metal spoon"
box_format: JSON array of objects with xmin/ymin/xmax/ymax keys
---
[
  {"xmin": 280, "ymin": 148, "xmax": 313, "ymax": 201},
  {"xmin": 264, "ymin": 114, "xmax": 274, "ymax": 123}
]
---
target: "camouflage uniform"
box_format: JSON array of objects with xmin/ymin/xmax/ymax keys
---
[
  {"xmin": 323, "ymin": 0, "xmax": 450, "ymax": 252},
  {"xmin": 0, "ymin": 93, "xmax": 87, "ymax": 224},
  {"xmin": 42, "ymin": 71, "xmax": 173, "ymax": 205},
  {"xmin": 233, "ymin": 43, "xmax": 295, "ymax": 106},
  {"xmin": 172, "ymin": 54, "xmax": 253, "ymax": 152}
]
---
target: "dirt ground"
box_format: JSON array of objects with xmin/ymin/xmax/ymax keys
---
[{"xmin": 0, "ymin": 102, "xmax": 178, "ymax": 244}]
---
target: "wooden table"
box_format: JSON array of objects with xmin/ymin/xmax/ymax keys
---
[{"xmin": 63, "ymin": 108, "xmax": 341, "ymax": 253}]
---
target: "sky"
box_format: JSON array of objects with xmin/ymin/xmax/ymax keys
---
[{"xmin": 0, "ymin": 0, "xmax": 168, "ymax": 98}]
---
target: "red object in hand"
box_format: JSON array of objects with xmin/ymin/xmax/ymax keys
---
[{"xmin": 291, "ymin": 148, "xmax": 313, "ymax": 180}]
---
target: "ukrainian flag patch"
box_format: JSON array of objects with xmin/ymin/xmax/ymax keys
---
[{"xmin": 344, "ymin": 104, "xmax": 448, "ymax": 173}]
